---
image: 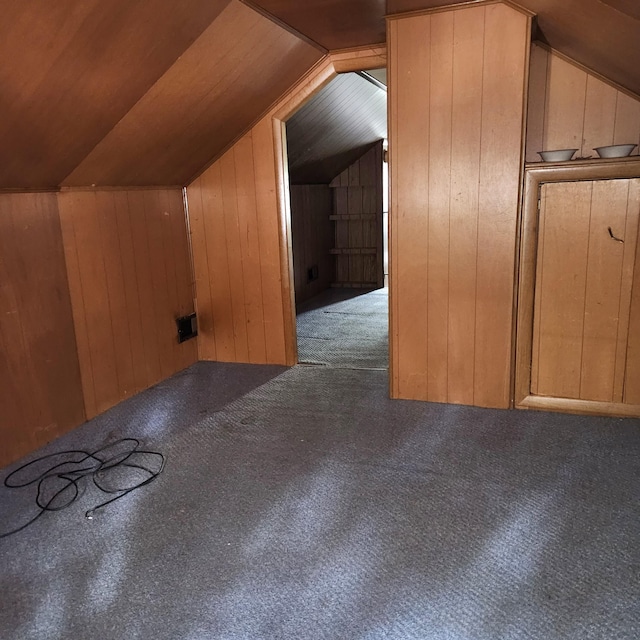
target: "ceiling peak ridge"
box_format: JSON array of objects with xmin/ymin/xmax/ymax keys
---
[{"xmin": 239, "ymin": 0, "xmax": 328, "ymax": 53}]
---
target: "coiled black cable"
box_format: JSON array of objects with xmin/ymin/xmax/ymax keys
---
[{"xmin": 0, "ymin": 438, "xmax": 165, "ymax": 539}]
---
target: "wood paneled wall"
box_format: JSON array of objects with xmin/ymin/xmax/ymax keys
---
[
  {"xmin": 187, "ymin": 120, "xmax": 292, "ymax": 365},
  {"xmin": 187, "ymin": 51, "xmax": 385, "ymax": 369},
  {"xmin": 388, "ymin": 3, "xmax": 530, "ymax": 408},
  {"xmin": 329, "ymin": 141, "xmax": 384, "ymax": 288},
  {"xmin": 57, "ymin": 189, "xmax": 197, "ymax": 419},
  {"xmin": 290, "ymin": 185, "xmax": 334, "ymax": 304},
  {"xmin": 0, "ymin": 193, "xmax": 85, "ymax": 467},
  {"xmin": 626, "ymin": 219, "xmax": 640, "ymax": 405},
  {"xmin": 526, "ymin": 44, "xmax": 640, "ymax": 163},
  {"xmin": 390, "ymin": 0, "xmax": 640, "ymax": 99}
]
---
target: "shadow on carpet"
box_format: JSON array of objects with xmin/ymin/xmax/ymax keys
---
[{"xmin": 1, "ymin": 363, "xmax": 639, "ymax": 639}]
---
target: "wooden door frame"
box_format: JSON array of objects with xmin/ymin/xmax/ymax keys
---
[
  {"xmin": 269, "ymin": 45, "xmax": 387, "ymax": 365},
  {"xmin": 515, "ymin": 157, "xmax": 640, "ymax": 417}
]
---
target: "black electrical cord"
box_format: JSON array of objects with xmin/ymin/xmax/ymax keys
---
[{"xmin": 0, "ymin": 438, "xmax": 165, "ymax": 539}]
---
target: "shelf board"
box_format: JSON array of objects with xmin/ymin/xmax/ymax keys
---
[
  {"xmin": 526, "ymin": 155, "xmax": 640, "ymax": 169},
  {"xmin": 330, "ymin": 247, "xmax": 377, "ymax": 255},
  {"xmin": 329, "ymin": 213, "xmax": 377, "ymax": 221}
]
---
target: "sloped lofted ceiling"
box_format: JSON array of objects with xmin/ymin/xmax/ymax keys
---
[
  {"xmin": 248, "ymin": 0, "xmax": 640, "ymax": 98},
  {"xmin": 286, "ymin": 72, "xmax": 387, "ymax": 184},
  {"xmin": 0, "ymin": 0, "xmax": 231, "ymax": 189},
  {"xmin": 65, "ymin": 2, "xmax": 323, "ymax": 187},
  {"xmin": 1, "ymin": 0, "xmax": 639, "ymax": 189},
  {"xmin": 244, "ymin": 0, "xmax": 387, "ymax": 49},
  {"xmin": 0, "ymin": 0, "xmax": 323, "ymax": 189}
]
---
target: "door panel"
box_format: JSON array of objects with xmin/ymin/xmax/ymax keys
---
[
  {"xmin": 532, "ymin": 178, "xmax": 640, "ymax": 402},
  {"xmin": 625, "ymin": 179, "xmax": 640, "ymax": 403}
]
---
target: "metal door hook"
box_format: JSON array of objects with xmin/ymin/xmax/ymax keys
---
[{"xmin": 608, "ymin": 227, "xmax": 624, "ymax": 243}]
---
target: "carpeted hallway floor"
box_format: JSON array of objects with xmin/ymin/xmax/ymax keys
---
[
  {"xmin": 296, "ymin": 287, "xmax": 388, "ymax": 370},
  {"xmin": 1, "ymin": 360, "xmax": 639, "ymax": 639}
]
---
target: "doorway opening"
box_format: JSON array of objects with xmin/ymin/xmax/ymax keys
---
[{"xmin": 284, "ymin": 70, "xmax": 389, "ymax": 370}]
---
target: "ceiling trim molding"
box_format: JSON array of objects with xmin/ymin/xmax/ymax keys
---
[
  {"xmin": 330, "ymin": 44, "xmax": 387, "ymax": 73},
  {"xmin": 385, "ymin": 0, "xmax": 535, "ymax": 21}
]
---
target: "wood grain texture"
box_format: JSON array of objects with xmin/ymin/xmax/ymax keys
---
[
  {"xmin": 0, "ymin": 193, "xmax": 84, "ymax": 467},
  {"xmin": 243, "ymin": 0, "xmax": 387, "ymax": 50},
  {"xmin": 0, "ymin": 0, "xmax": 231, "ymax": 189},
  {"xmin": 581, "ymin": 180, "xmax": 637, "ymax": 402},
  {"xmin": 187, "ymin": 46, "xmax": 385, "ymax": 367},
  {"xmin": 57, "ymin": 189, "xmax": 196, "ymax": 419},
  {"xmin": 624, "ymin": 180, "xmax": 640, "ymax": 404},
  {"xmin": 425, "ymin": 11, "xmax": 454, "ymax": 403},
  {"xmin": 515, "ymin": 159, "xmax": 640, "ymax": 415},
  {"xmin": 330, "ymin": 46, "xmax": 387, "ymax": 73},
  {"xmin": 518, "ymin": 395, "xmax": 640, "ymax": 418},
  {"xmin": 389, "ymin": 13, "xmax": 431, "ymax": 399},
  {"xmin": 388, "ymin": 0, "xmax": 640, "ymax": 98},
  {"xmin": 526, "ymin": 44, "xmax": 640, "ymax": 162},
  {"xmin": 447, "ymin": 7, "xmax": 484, "ymax": 405},
  {"xmin": 63, "ymin": 1, "xmax": 323, "ymax": 187},
  {"xmin": 187, "ymin": 128, "xmax": 290, "ymax": 364},
  {"xmin": 330, "ymin": 142, "xmax": 384, "ymax": 288},
  {"xmin": 388, "ymin": 3, "xmax": 529, "ymax": 407},
  {"xmin": 599, "ymin": 0, "xmax": 640, "ymax": 21},
  {"xmin": 474, "ymin": 3, "xmax": 530, "ymax": 407},
  {"xmin": 532, "ymin": 179, "xmax": 639, "ymax": 403},
  {"xmin": 3, "ymin": 0, "xmax": 640, "ymax": 192},
  {"xmin": 532, "ymin": 182, "xmax": 593, "ymax": 399},
  {"xmin": 532, "ymin": 180, "xmax": 638, "ymax": 403},
  {"xmin": 290, "ymin": 185, "xmax": 334, "ymax": 303}
]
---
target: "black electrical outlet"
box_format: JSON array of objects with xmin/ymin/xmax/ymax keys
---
[
  {"xmin": 176, "ymin": 313, "xmax": 197, "ymax": 343},
  {"xmin": 307, "ymin": 265, "xmax": 319, "ymax": 282}
]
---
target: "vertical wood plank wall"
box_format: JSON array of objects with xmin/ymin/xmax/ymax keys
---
[
  {"xmin": 187, "ymin": 118, "xmax": 291, "ymax": 365},
  {"xmin": 388, "ymin": 3, "xmax": 530, "ymax": 408},
  {"xmin": 0, "ymin": 193, "xmax": 85, "ymax": 467},
  {"xmin": 625, "ymin": 204, "xmax": 640, "ymax": 405},
  {"xmin": 290, "ymin": 185, "xmax": 334, "ymax": 304},
  {"xmin": 186, "ymin": 54, "xmax": 386, "ymax": 369},
  {"xmin": 526, "ymin": 44, "xmax": 640, "ymax": 163},
  {"xmin": 531, "ymin": 179, "xmax": 639, "ymax": 403},
  {"xmin": 58, "ymin": 189, "xmax": 197, "ymax": 419},
  {"xmin": 330, "ymin": 141, "xmax": 384, "ymax": 288}
]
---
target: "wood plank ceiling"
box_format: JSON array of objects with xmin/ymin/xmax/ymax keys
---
[
  {"xmin": 0, "ymin": 0, "xmax": 232, "ymax": 189},
  {"xmin": 286, "ymin": 73, "xmax": 387, "ymax": 184},
  {"xmin": 1, "ymin": 0, "xmax": 638, "ymax": 189},
  {"xmin": 65, "ymin": 2, "xmax": 323, "ymax": 187},
  {"xmin": 248, "ymin": 0, "xmax": 640, "ymax": 98},
  {"xmin": 243, "ymin": 0, "xmax": 387, "ymax": 49},
  {"xmin": 0, "ymin": 0, "xmax": 322, "ymax": 189}
]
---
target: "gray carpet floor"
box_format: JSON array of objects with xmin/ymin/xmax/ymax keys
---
[
  {"xmin": 296, "ymin": 287, "xmax": 388, "ymax": 369},
  {"xmin": 1, "ymin": 362, "xmax": 639, "ymax": 639}
]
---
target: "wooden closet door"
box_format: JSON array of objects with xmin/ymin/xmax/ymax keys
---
[{"xmin": 531, "ymin": 178, "xmax": 640, "ymax": 402}]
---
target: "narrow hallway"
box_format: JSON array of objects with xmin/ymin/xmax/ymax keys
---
[{"xmin": 296, "ymin": 287, "xmax": 388, "ymax": 370}]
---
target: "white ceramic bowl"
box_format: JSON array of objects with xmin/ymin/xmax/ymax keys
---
[
  {"xmin": 538, "ymin": 149, "xmax": 578, "ymax": 162},
  {"xmin": 593, "ymin": 144, "xmax": 637, "ymax": 158}
]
